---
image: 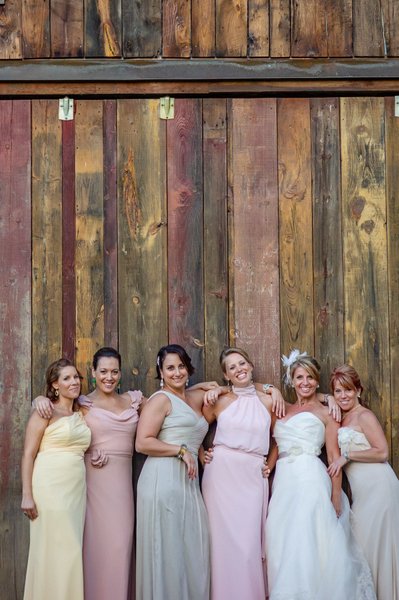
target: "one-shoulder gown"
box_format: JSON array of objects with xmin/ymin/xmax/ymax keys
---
[{"xmin": 266, "ymin": 412, "xmax": 376, "ymax": 600}]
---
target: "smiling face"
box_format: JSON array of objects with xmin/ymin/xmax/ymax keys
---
[
  {"xmin": 92, "ymin": 356, "xmax": 121, "ymax": 394},
  {"xmin": 161, "ymin": 353, "xmax": 189, "ymax": 390},
  {"xmin": 333, "ymin": 383, "xmax": 360, "ymax": 413},
  {"xmin": 223, "ymin": 352, "xmax": 253, "ymax": 388},
  {"xmin": 52, "ymin": 366, "xmax": 81, "ymax": 401},
  {"xmin": 292, "ymin": 365, "xmax": 319, "ymax": 401}
]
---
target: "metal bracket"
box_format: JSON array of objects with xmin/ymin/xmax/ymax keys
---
[
  {"xmin": 395, "ymin": 97, "xmax": 399, "ymax": 118},
  {"xmin": 58, "ymin": 97, "xmax": 74, "ymax": 121},
  {"xmin": 160, "ymin": 97, "xmax": 175, "ymax": 120},
  {"xmin": 0, "ymin": 1, "xmax": 5, "ymax": 5}
]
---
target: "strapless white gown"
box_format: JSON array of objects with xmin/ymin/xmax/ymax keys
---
[{"xmin": 266, "ymin": 412, "xmax": 376, "ymax": 600}]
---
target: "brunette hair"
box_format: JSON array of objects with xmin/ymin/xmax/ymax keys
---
[
  {"xmin": 92, "ymin": 347, "xmax": 121, "ymax": 370},
  {"xmin": 45, "ymin": 358, "xmax": 82, "ymax": 405},
  {"xmin": 219, "ymin": 347, "xmax": 254, "ymax": 374},
  {"xmin": 155, "ymin": 344, "xmax": 195, "ymax": 379},
  {"xmin": 329, "ymin": 364, "xmax": 364, "ymax": 399}
]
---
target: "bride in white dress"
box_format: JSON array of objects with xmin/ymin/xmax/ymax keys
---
[{"xmin": 265, "ymin": 350, "xmax": 375, "ymax": 600}]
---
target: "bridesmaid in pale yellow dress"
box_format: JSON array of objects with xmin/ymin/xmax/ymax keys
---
[
  {"xmin": 21, "ymin": 358, "xmax": 91, "ymax": 600},
  {"xmin": 328, "ymin": 364, "xmax": 399, "ymax": 600}
]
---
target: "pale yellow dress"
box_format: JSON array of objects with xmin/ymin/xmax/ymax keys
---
[{"xmin": 23, "ymin": 412, "xmax": 91, "ymax": 600}]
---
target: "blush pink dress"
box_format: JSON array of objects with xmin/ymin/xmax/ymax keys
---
[
  {"xmin": 201, "ymin": 384, "xmax": 270, "ymax": 600},
  {"xmin": 83, "ymin": 392, "xmax": 142, "ymax": 600}
]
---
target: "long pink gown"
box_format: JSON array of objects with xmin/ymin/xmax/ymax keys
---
[
  {"xmin": 83, "ymin": 392, "xmax": 142, "ymax": 600},
  {"xmin": 201, "ymin": 384, "xmax": 270, "ymax": 600}
]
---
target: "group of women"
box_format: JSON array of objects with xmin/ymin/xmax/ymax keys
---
[{"xmin": 21, "ymin": 343, "xmax": 399, "ymax": 600}]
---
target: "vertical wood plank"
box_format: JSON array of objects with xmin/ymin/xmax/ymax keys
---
[
  {"xmin": 278, "ymin": 98, "xmax": 314, "ymax": 357},
  {"xmin": 216, "ymin": 0, "xmax": 248, "ymax": 57},
  {"xmin": 122, "ymin": 0, "xmax": 162, "ymax": 57},
  {"xmin": 75, "ymin": 101, "xmax": 104, "ymax": 391},
  {"xmin": 291, "ymin": 0, "xmax": 327, "ymax": 57},
  {"xmin": 229, "ymin": 98, "xmax": 280, "ymax": 384},
  {"xmin": 85, "ymin": 0, "xmax": 121, "ymax": 57},
  {"xmin": 248, "ymin": 0, "xmax": 269, "ymax": 57},
  {"xmin": 203, "ymin": 98, "xmax": 228, "ymax": 382},
  {"xmin": 32, "ymin": 100, "xmax": 62, "ymax": 398},
  {"xmin": 270, "ymin": 0, "xmax": 290, "ymax": 57},
  {"xmin": 192, "ymin": 0, "xmax": 215, "ymax": 57},
  {"xmin": 62, "ymin": 120, "xmax": 76, "ymax": 361},
  {"xmin": 0, "ymin": 0, "xmax": 22, "ymax": 58},
  {"xmin": 0, "ymin": 100, "xmax": 31, "ymax": 599},
  {"xmin": 118, "ymin": 99, "xmax": 167, "ymax": 395},
  {"xmin": 340, "ymin": 97, "xmax": 390, "ymax": 441},
  {"xmin": 167, "ymin": 98, "xmax": 204, "ymax": 381},
  {"xmin": 103, "ymin": 100, "xmax": 118, "ymax": 350},
  {"xmin": 163, "ymin": 0, "xmax": 191, "ymax": 58},
  {"xmin": 326, "ymin": 0, "xmax": 352, "ymax": 57},
  {"xmin": 385, "ymin": 97, "xmax": 399, "ymax": 471},
  {"xmin": 353, "ymin": 0, "xmax": 384, "ymax": 56},
  {"xmin": 381, "ymin": 0, "xmax": 399, "ymax": 56},
  {"xmin": 311, "ymin": 98, "xmax": 344, "ymax": 391},
  {"xmin": 22, "ymin": 0, "xmax": 50, "ymax": 58},
  {"xmin": 51, "ymin": 0, "xmax": 84, "ymax": 57}
]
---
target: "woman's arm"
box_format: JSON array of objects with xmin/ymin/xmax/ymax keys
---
[
  {"xmin": 21, "ymin": 412, "xmax": 48, "ymax": 520},
  {"xmin": 254, "ymin": 383, "xmax": 285, "ymax": 418},
  {"xmin": 325, "ymin": 417, "xmax": 342, "ymax": 517}
]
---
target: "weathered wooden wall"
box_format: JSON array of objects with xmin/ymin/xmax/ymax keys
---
[
  {"xmin": 1, "ymin": 94, "xmax": 399, "ymax": 596},
  {"xmin": 0, "ymin": 0, "xmax": 399, "ymax": 59}
]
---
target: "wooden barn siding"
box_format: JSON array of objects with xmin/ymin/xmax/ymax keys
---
[
  {"xmin": 1, "ymin": 0, "xmax": 399, "ymax": 59},
  {"xmin": 1, "ymin": 96, "xmax": 399, "ymax": 597}
]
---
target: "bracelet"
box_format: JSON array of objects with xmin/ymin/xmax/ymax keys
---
[
  {"xmin": 177, "ymin": 444, "xmax": 188, "ymax": 460},
  {"xmin": 263, "ymin": 384, "xmax": 274, "ymax": 393},
  {"xmin": 343, "ymin": 450, "xmax": 350, "ymax": 462}
]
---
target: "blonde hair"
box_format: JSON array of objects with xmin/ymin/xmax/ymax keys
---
[{"xmin": 219, "ymin": 347, "xmax": 254, "ymax": 374}]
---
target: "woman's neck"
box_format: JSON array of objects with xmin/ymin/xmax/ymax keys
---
[{"xmin": 163, "ymin": 384, "xmax": 186, "ymax": 400}]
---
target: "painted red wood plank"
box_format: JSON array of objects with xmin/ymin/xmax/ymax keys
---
[
  {"xmin": 167, "ymin": 98, "xmax": 204, "ymax": 380},
  {"xmin": 0, "ymin": 100, "xmax": 31, "ymax": 598}
]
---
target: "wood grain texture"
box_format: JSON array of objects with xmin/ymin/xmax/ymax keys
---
[
  {"xmin": 203, "ymin": 98, "xmax": 228, "ymax": 382},
  {"xmin": 117, "ymin": 99, "xmax": 167, "ymax": 396},
  {"xmin": 167, "ymin": 98, "xmax": 204, "ymax": 381},
  {"xmin": 353, "ymin": 0, "xmax": 384, "ymax": 56},
  {"xmin": 311, "ymin": 98, "xmax": 344, "ymax": 391},
  {"xmin": 270, "ymin": 0, "xmax": 290, "ymax": 57},
  {"xmin": 103, "ymin": 100, "xmax": 118, "ymax": 350},
  {"xmin": 229, "ymin": 98, "xmax": 280, "ymax": 384},
  {"xmin": 216, "ymin": 0, "xmax": 248, "ymax": 57},
  {"xmin": 75, "ymin": 101, "xmax": 105, "ymax": 392},
  {"xmin": 163, "ymin": 0, "xmax": 191, "ymax": 58},
  {"xmin": 0, "ymin": 0, "xmax": 22, "ymax": 58},
  {"xmin": 85, "ymin": 0, "xmax": 121, "ymax": 57},
  {"xmin": 22, "ymin": 0, "xmax": 50, "ymax": 58},
  {"xmin": 123, "ymin": 0, "xmax": 162, "ymax": 57},
  {"xmin": 385, "ymin": 97, "xmax": 399, "ymax": 469},
  {"xmin": 278, "ymin": 98, "xmax": 314, "ymax": 357},
  {"xmin": 51, "ymin": 0, "xmax": 84, "ymax": 57},
  {"xmin": 291, "ymin": 0, "xmax": 327, "ymax": 57},
  {"xmin": 0, "ymin": 100, "xmax": 31, "ymax": 599},
  {"xmin": 32, "ymin": 100, "xmax": 62, "ymax": 398},
  {"xmin": 340, "ymin": 97, "xmax": 390, "ymax": 440},
  {"xmin": 381, "ymin": 0, "xmax": 399, "ymax": 56},
  {"xmin": 62, "ymin": 119, "xmax": 76, "ymax": 361},
  {"xmin": 192, "ymin": 0, "xmax": 215, "ymax": 57},
  {"xmin": 248, "ymin": 0, "xmax": 269, "ymax": 57},
  {"xmin": 326, "ymin": 0, "xmax": 352, "ymax": 57}
]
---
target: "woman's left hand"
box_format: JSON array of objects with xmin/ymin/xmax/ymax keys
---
[
  {"xmin": 203, "ymin": 387, "xmax": 223, "ymax": 407},
  {"xmin": 267, "ymin": 387, "xmax": 285, "ymax": 418},
  {"xmin": 262, "ymin": 458, "xmax": 271, "ymax": 478},
  {"xmin": 21, "ymin": 497, "xmax": 38, "ymax": 521},
  {"xmin": 327, "ymin": 396, "xmax": 341, "ymax": 422},
  {"xmin": 327, "ymin": 455, "xmax": 347, "ymax": 478}
]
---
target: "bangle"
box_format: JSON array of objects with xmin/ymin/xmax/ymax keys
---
[
  {"xmin": 263, "ymin": 384, "xmax": 274, "ymax": 393},
  {"xmin": 177, "ymin": 444, "xmax": 187, "ymax": 460},
  {"xmin": 343, "ymin": 450, "xmax": 350, "ymax": 462}
]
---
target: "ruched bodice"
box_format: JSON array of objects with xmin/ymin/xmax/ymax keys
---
[
  {"xmin": 338, "ymin": 427, "xmax": 371, "ymax": 452},
  {"xmin": 274, "ymin": 411, "xmax": 324, "ymax": 458},
  {"xmin": 37, "ymin": 412, "xmax": 91, "ymax": 456},
  {"xmin": 213, "ymin": 384, "xmax": 270, "ymax": 456},
  {"xmin": 156, "ymin": 391, "xmax": 209, "ymax": 457}
]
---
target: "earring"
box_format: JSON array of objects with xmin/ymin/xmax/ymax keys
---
[
  {"xmin": 316, "ymin": 384, "xmax": 320, "ymax": 389},
  {"xmin": 185, "ymin": 380, "xmax": 189, "ymax": 388},
  {"xmin": 54, "ymin": 389, "xmax": 59, "ymax": 398},
  {"xmin": 357, "ymin": 393, "xmax": 361, "ymax": 398},
  {"xmin": 160, "ymin": 378, "xmax": 164, "ymax": 389},
  {"xmin": 91, "ymin": 377, "xmax": 96, "ymax": 387}
]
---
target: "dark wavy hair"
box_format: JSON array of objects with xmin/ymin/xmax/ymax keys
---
[
  {"xmin": 45, "ymin": 358, "xmax": 82, "ymax": 408},
  {"xmin": 92, "ymin": 347, "xmax": 121, "ymax": 370},
  {"xmin": 155, "ymin": 344, "xmax": 195, "ymax": 379}
]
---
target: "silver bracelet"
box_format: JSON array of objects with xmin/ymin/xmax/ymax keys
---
[
  {"xmin": 263, "ymin": 384, "xmax": 274, "ymax": 393},
  {"xmin": 343, "ymin": 450, "xmax": 350, "ymax": 462}
]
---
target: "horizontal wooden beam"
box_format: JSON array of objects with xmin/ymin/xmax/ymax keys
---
[{"xmin": 1, "ymin": 59, "xmax": 399, "ymax": 95}]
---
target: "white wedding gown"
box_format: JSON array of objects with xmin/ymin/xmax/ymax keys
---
[{"xmin": 266, "ymin": 412, "xmax": 376, "ymax": 600}]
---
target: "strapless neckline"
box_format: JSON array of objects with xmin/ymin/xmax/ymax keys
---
[{"xmin": 279, "ymin": 411, "xmax": 325, "ymax": 428}]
